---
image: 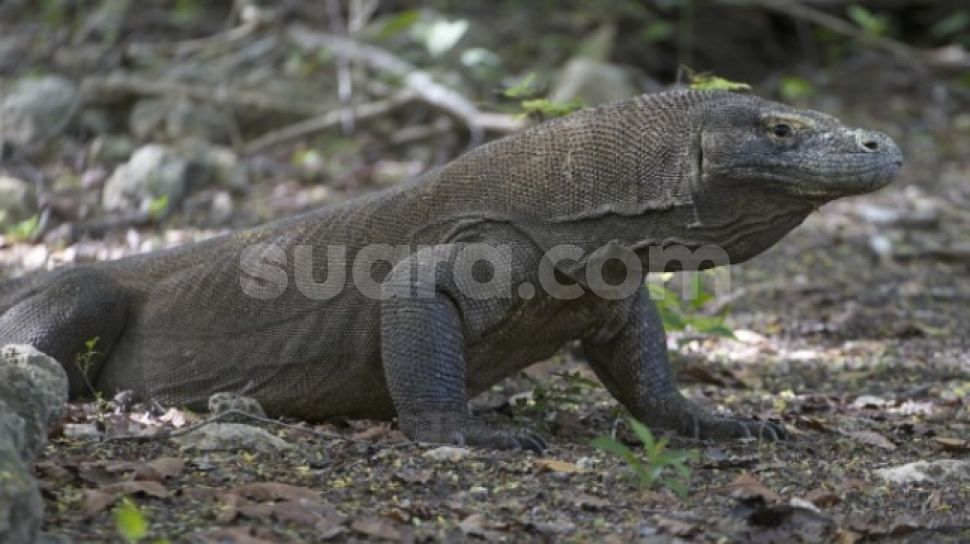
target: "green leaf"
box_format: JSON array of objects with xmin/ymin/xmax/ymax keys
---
[
  {"xmin": 115, "ymin": 499, "xmax": 148, "ymax": 543},
  {"xmin": 147, "ymin": 195, "xmax": 169, "ymax": 220},
  {"xmin": 5, "ymin": 214, "xmax": 40, "ymax": 242},
  {"xmin": 591, "ymin": 436, "xmax": 635, "ymax": 459},
  {"xmin": 779, "ymin": 76, "xmax": 814, "ymax": 101},
  {"xmin": 519, "ymin": 98, "xmax": 585, "ymax": 119},
  {"xmin": 930, "ymin": 9, "xmax": 969, "ymax": 39},
  {"xmin": 847, "ymin": 5, "xmax": 889, "ymax": 37},
  {"xmin": 663, "ymin": 477, "xmax": 689, "ymax": 499},
  {"xmin": 687, "ymin": 71, "xmax": 752, "ymax": 92},
  {"xmin": 379, "ymin": 9, "xmax": 420, "ymax": 38},
  {"xmin": 685, "ymin": 273, "xmax": 713, "ymax": 309},
  {"xmin": 628, "ymin": 418, "xmax": 656, "ymax": 448},
  {"xmin": 172, "ymin": 0, "xmax": 201, "ymax": 25},
  {"xmin": 502, "ymin": 74, "xmax": 541, "ymax": 100},
  {"xmin": 642, "ymin": 20, "xmax": 674, "ymax": 43}
]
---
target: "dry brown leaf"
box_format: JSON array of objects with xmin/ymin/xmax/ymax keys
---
[
  {"xmin": 843, "ymin": 430, "xmax": 897, "ymax": 451},
  {"xmin": 243, "ymin": 499, "xmax": 345, "ymax": 528},
  {"xmin": 385, "ymin": 507, "xmax": 411, "ymax": 524},
  {"xmin": 189, "ymin": 525, "xmax": 276, "ymax": 544},
  {"xmin": 655, "ymin": 516, "xmax": 698, "ymax": 537},
  {"xmin": 393, "ymin": 468, "xmax": 434, "ymax": 484},
  {"xmin": 796, "ymin": 416, "xmax": 837, "ymax": 433},
  {"xmin": 216, "ymin": 492, "xmax": 243, "ymax": 523},
  {"xmin": 680, "ymin": 363, "xmax": 745, "ymax": 388},
  {"xmin": 81, "ymin": 480, "xmax": 170, "ymax": 515},
  {"xmin": 181, "ymin": 487, "xmax": 219, "ymax": 501},
  {"xmin": 835, "ymin": 529, "xmax": 861, "ymax": 544},
  {"xmin": 804, "ymin": 488, "xmax": 841, "ymax": 508},
  {"xmin": 135, "ymin": 457, "xmax": 185, "ymax": 482},
  {"xmin": 534, "ymin": 458, "xmax": 582, "ymax": 474},
  {"xmin": 351, "ymin": 516, "xmax": 410, "ymax": 542},
  {"xmin": 231, "ymin": 482, "xmax": 321, "ymax": 503},
  {"xmin": 350, "ymin": 421, "xmax": 393, "ymax": 441},
  {"xmin": 725, "ymin": 473, "xmax": 782, "ymax": 503},
  {"xmin": 934, "ymin": 436, "xmax": 969, "ymax": 452}
]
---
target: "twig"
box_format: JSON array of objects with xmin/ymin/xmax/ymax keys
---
[
  {"xmin": 243, "ymin": 90, "xmax": 417, "ymax": 155},
  {"xmin": 325, "ymin": 0, "xmax": 355, "ymax": 134},
  {"xmin": 80, "ymin": 73, "xmax": 326, "ymax": 116},
  {"xmin": 125, "ymin": 21, "xmax": 259, "ymax": 61},
  {"xmin": 287, "ymin": 24, "xmax": 526, "ymax": 146},
  {"xmin": 106, "ymin": 408, "xmax": 347, "ymax": 442}
]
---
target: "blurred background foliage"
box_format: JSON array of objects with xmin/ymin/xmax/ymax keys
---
[{"xmin": 0, "ymin": 0, "xmax": 966, "ymax": 247}]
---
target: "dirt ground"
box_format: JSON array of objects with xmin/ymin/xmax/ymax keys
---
[{"xmin": 6, "ymin": 76, "xmax": 961, "ymax": 544}]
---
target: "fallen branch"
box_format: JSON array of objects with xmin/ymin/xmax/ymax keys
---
[
  {"xmin": 287, "ymin": 24, "xmax": 524, "ymax": 145},
  {"xmin": 106, "ymin": 408, "xmax": 346, "ymax": 442},
  {"xmin": 243, "ymin": 90, "xmax": 417, "ymax": 155},
  {"xmin": 80, "ymin": 72, "xmax": 326, "ymax": 116}
]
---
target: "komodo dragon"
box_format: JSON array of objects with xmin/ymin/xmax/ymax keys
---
[{"xmin": 0, "ymin": 90, "xmax": 901, "ymax": 450}]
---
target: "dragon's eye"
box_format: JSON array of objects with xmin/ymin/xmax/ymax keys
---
[{"xmin": 771, "ymin": 123, "xmax": 793, "ymax": 138}]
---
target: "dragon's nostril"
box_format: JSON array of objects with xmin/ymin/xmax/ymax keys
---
[{"xmin": 863, "ymin": 140, "xmax": 878, "ymax": 151}]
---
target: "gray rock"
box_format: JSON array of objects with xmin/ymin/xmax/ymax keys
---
[
  {"xmin": 0, "ymin": 345, "xmax": 69, "ymax": 459},
  {"xmin": 173, "ymin": 423, "xmax": 293, "ymax": 454},
  {"xmin": 0, "ymin": 75, "xmax": 78, "ymax": 147},
  {"xmin": 180, "ymin": 142, "xmax": 250, "ymax": 194},
  {"xmin": 0, "ymin": 443, "xmax": 43, "ymax": 544},
  {"xmin": 0, "ymin": 345, "xmax": 68, "ymax": 544},
  {"xmin": 62, "ymin": 423, "xmax": 103, "ymax": 442},
  {"xmin": 550, "ymin": 58, "xmax": 636, "ymax": 106},
  {"xmin": 129, "ymin": 98, "xmax": 170, "ymax": 142},
  {"xmin": 102, "ymin": 144, "xmax": 189, "ymax": 212},
  {"xmin": 130, "ymin": 97, "xmax": 233, "ymax": 144},
  {"xmin": 89, "ymin": 134, "xmax": 134, "ymax": 164},
  {"xmin": 0, "ymin": 175, "xmax": 37, "ymax": 228}
]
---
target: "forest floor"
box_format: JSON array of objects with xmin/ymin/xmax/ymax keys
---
[{"xmin": 20, "ymin": 83, "xmax": 968, "ymax": 544}]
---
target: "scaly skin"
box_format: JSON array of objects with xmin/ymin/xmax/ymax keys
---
[{"xmin": 0, "ymin": 91, "xmax": 902, "ymax": 450}]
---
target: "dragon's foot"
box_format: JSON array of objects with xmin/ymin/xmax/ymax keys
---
[
  {"xmin": 399, "ymin": 411, "xmax": 547, "ymax": 452},
  {"xmin": 642, "ymin": 393, "xmax": 787, "ymax": 441}
]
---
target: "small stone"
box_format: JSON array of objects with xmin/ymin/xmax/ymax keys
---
[
  {"xmin": 875, "ymin": 459, "xmax": 970, "ymax": 485},
  {"xmin": 102, "ymin": 144, "xmax": 189, "ymax": 212},
  {"xmin": 210, "ymin": 191, "xmax": 233, "ymax": 224},
  {"xmin": 468, "ymin": 486, "xmax": 489, "ymax": 498},
  {"xmin": 89, "ymin": 135, "xmax": 134, "ymax": 164},
  {"xmin": 422, "ymin": 446, "xmax": 472, "ymax": 462},
  {"xmin": 173, "ymin": 423, "xmax": 293, "ymax": 454},
  {"xmin": 181, "ymin": 143, "xmax": 250, "ymax": 194},
  {"xmin": 63, "ymin": 423, "xmax": 103, "ymax": 442}
]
